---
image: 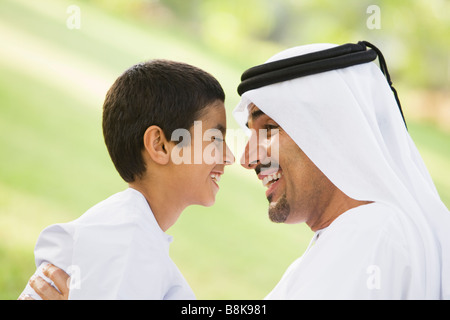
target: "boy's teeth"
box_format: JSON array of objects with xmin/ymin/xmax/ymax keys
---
[{"xmin": 211, "ymin": 174, "xmax": 221, "ymax": 183}]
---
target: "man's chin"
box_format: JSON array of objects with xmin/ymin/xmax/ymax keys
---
[{"xmin": 268, "ymin": 194, "xmax": 290, "ymax": 223}]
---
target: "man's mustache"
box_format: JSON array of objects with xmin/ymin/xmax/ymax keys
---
[{"xmin": 255, "ymin": 161, "xmax": 281, "ymax": 175}]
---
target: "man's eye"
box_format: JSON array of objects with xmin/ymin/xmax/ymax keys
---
[{"xmin": 264, "ymin": 124, "xmax": 279, "ymax": 130}]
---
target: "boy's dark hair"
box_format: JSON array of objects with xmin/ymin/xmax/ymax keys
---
[{"xmin": 102, "ymin": 59, "xmax": 225, "ymax": 183}]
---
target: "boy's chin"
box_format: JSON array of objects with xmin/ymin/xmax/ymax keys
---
[
  {"xmin": 195, "ymin": 196, "xmax": 216, "ymax": 208},
  {"xmin": 203, "ymin": 198, "xmax": 216, "ymax": 207}
]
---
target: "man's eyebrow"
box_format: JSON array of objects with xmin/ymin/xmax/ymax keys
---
[{"xmin": 245, "ymin": 109, "xmax": 265, "ymax": 128}]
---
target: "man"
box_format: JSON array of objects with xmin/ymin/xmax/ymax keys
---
[
  {"xmin": 25, "ymin": 42, "xmax": 450, "ymax": 299},
  {"xmin": 234, "ymin": 41, "xmax": 450, "ymax": 299}
]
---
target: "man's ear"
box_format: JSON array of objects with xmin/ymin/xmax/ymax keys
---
[{"xmin": 143, "ymin": 126, "xmax": 171, "ymax": 165}]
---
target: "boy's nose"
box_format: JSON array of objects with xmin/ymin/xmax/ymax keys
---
[{"xmin": 223, "ymin": 142, "xmax": 235, "ymax": 165}]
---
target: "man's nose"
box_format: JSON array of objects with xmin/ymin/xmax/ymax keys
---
[{"xmin": 240, "ymin": 134, "xmax": 267, "ymax": 169}]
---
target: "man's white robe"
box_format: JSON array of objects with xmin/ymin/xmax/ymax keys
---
[{"xmin": 266, "ymin": 202, "xmax": 413, "ymax": 299}]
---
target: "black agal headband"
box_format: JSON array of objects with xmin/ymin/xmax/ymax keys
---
[{"xmin": 237, "ymin": 41, "xmax": 406, "ymax": 128}]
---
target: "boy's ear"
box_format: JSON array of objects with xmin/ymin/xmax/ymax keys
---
[{"xmin": 143, "ymin": 126, "xmax": 171, "ymax": 165}]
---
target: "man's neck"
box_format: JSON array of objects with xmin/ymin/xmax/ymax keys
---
[{"xmin": 307, "ymin": 188, "xmax": 373, "ymax": 232}]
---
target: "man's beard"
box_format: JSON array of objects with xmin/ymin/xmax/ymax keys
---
[{"xmin": 267, "ymin": 193, "xmax": 290, "ymax": 223}]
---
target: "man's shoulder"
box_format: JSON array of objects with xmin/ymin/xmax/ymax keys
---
[
  {"xmin": 327, "ymin": 202, "xmax": 408, "ymax": 246},
  {"xmin": 338, "ymin": 202, "xmax": 403, "ymax": 228}
]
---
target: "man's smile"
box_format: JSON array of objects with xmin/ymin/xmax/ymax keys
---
[{"xmin": 257, "ymin": 169, "xmax": 284, "ymax": 199}]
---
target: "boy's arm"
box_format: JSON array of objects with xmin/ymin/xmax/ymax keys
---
[
  {"xmin": 18, "ymin": 224, "xmax": 74, "ymax": 300},
  {"xmin": 19, "ymin": 264, "xmax": 70, "ymax": 300},
  {"xmin": 20, "ymin": 225, "xmax": 166, "ymax": 299}
]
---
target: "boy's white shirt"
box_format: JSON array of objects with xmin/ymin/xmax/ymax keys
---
[{"xmin": 21, "ymin": 188, "xmax": 195, "ymax": 300}]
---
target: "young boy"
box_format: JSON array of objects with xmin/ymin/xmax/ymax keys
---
[{"xmin": 19, "ymin": 60, "xmax": 234, "ymax": 299}]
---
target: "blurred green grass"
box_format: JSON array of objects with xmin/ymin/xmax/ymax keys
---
[{"xmin": 0, "ymin": 0, "xmax": 449, "ymax": 300}]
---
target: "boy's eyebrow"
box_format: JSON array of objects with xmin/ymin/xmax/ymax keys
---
[
  {"xmin": 213, "ymin": 123, "xmax": 226, "ymax": 135},
  {"xmin": 245, "ymin": 109, "xmax": 266, "ymax": 128}
]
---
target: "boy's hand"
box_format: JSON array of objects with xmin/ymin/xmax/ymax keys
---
[{"xmin": 27, "ymin": 264, "xmax": 70, "ymax": 300}]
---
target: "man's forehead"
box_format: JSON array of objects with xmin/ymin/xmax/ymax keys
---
[
  {"xmin": 247, "ymin": 103, "xmax": 259, "ymax": 113},
  {"xmin": 245, "ymin": 103, "xmax": 271, "ymax": 128}
]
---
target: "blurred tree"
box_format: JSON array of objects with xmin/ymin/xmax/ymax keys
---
[{"xmin": 87, "ymin": 0, "xmax": 449, "ymax": 90}]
